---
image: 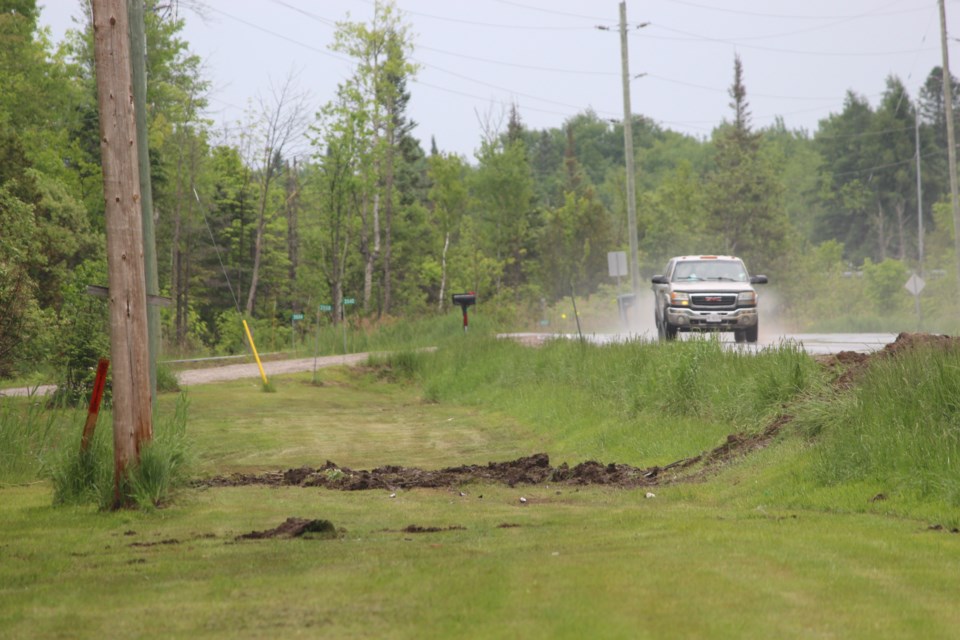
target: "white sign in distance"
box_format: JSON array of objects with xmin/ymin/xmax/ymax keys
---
[
  {"xmin": 608, "ymin": 251, "xmax": 627, "ymax": 278},
  {"xmin": 904, "ymin": 273, "xmax": 926, "ymax": 296}
]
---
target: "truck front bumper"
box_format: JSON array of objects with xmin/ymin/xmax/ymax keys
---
[{"xmin": 666, "ymin": 306, "xmax": 758, "ymax": 330}]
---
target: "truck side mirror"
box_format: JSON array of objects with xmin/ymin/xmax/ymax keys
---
[{"xmin": 750, "ymin": 275, "xmax": 768, "ymax": 285}]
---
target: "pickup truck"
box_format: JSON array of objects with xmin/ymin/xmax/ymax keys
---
[{"xmin": 651, "ymin": 255, "xmax": 768, "ymax": 343}]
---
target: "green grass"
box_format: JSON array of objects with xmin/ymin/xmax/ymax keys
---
[
  {"xmin": 3, "ymin": 336, "xmax": 960, "ymax": 638},
  {"xmin": 411, "ymin": 335, "xmax": 822, "ymax": 465},
  {"xmin": 796, "ymin": 342, "xmax": 960, "ymax": 509}
]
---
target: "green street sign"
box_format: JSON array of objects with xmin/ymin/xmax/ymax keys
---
[
  {"xmin": 291, "ymin": 313, "xmax": 304, "ymax": 321},
  {"xmin": 343, "ymin": 297, "xmax": 356, "ymax": 305},
  {"xmin": 319, "ymin": 304, "xmax": 333, "ymax": 312}
]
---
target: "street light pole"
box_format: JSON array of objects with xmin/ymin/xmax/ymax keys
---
[
  {"xmin": 619, "ymin": 1, "xmax": 640, "ymax": 295},
  {"xmin": 938, "ymin": 0, "xmax": 960, "ymax": 297}
]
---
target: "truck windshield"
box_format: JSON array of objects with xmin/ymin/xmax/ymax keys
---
[{"xmin": 672, "ymin": 260, "xmax": 747, "ymax": 282}]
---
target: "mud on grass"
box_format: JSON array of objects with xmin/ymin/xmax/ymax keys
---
[{"xmin": 198, "ymin": 332, "xmax": 960, "ymax": 494}]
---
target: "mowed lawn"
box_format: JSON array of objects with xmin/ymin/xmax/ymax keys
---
[{"xmin": 2, "ymin": 368, "xmax": 959, "ymax": 639}]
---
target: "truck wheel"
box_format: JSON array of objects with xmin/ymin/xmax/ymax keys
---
[
  {"xmin": 665, "ymin": 322, "xmax": 678, "ymax": 341},
  {"xmin": 734, "ymin": 330, "xmax": 746, "ymax": 343},
  {"xmin": 746, "ymin": 324, "xmax": 759, "ymax": 343}
]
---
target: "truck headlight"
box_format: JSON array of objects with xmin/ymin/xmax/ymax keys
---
[
  {"xmin": 738, "ymin": 290, "xmax": 757, "ymax": 305},
  {"xmin": 669, "ymin": 291, "xmax": 690, "ymax": 306}
]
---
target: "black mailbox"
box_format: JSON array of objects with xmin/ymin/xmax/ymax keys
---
[
  {"xmin": 452, "ymin": 293, "xmax": 477, "ymax": 332},
  {"xmin": 452, "ymin": 293, "xmax": 476, "ymax": 308}
]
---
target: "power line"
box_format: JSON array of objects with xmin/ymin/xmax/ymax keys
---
[
  {"xmin": 488, "ymin": 0, "xmax": 610, "ymax": 22},
  {"xmin": 660, "ymin": 0, "xmax": 929, "ymax": 22},
  {"xmin": 416, "ymin": 44, "xmax": 617, "ymax": 76},
  {"xmin": 640, "ymin": 24, "xmax": 937, "ymax": 57},
  {"xmin": 359, "ymin": 0, "xmax": 597, "ymax": 31}
]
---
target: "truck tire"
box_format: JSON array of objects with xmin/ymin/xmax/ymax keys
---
[
  {"xmin": 746, "ymin": 323, "xmax": 758, "ymax": 343},
  {"xmin": 734, "ymin": 330, "xmax": 746, "ymax": 343},
  {"xmin": 665, "ymin": 322, "xmax": 678, "ymax": 341}
]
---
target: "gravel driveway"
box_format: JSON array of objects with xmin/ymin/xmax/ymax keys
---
[{"xmin": 0, "ymin": 352, "xmax": 375, "ymax": 397}]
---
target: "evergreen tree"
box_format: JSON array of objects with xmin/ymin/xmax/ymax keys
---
[{"xmin": 706, "ymin": 55, "xmax": 788, "ymax": 271}]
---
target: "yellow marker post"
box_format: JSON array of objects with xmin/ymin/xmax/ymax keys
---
[{"xmin": 242, "ymin": 318, "xmax": 270, "ymax": 386}]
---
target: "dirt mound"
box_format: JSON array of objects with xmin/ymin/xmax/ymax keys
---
[
  {"xmin": 237, "ymin": 517, "xmax": 338, "ymax": 540},
  {"xmin": 200, "ymin": 333, "xmax": 960, "ymax": 495},
  {"xmin": 818, "ymin": 332, "xmax": 960, "ymax": 388},
  {"xmin": 200, "ymin": 453, "xmax": 660, "ymax": 491}
]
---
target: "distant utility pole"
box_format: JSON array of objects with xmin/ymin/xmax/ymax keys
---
[
  {"xmin": 91, "ymin": 0, "xmax": 154, "ymax": 508},
  {"xmin": 938, "ymin": 0, "xmax": 960, "ymax": 296},
  {"xmin": 127, "ymin": 0, "xmax": 160, "ymax": 408},
  {"xmin": 619, "ymin": 1, "xmax": 641, "ymax": 295}
]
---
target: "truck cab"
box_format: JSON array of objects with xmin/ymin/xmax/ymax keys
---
[{"xmin": 651, "ymin": 255, "xmax": 768, "ymax": 343}]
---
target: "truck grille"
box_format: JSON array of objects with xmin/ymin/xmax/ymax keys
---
[{"xmin": 691, "ymin": 294, "xmax": 737, "ymax": 307}]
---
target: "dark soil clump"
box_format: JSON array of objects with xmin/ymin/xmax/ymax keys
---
[
  {"xmin": 237, "ymin": 517, "xmax": 338, "ymax": 540},
  {"xmin": 399, "ymin": 524, "xmax": 466, "ymax": 534},
  {"xmin": 818, "ymin": 332, "xmax": 960, "ymax": 388},
  {"xmin": 200, "ymin": 453, "xmax": 660, "ymax": 491},
  {"xmin": 197, "ymin": 333, "xmax": 959, "ymax": 494}
]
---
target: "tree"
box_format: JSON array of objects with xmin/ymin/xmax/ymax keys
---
[
  {"xmin": 816, "ymin": 78, "xmax": 924, "ymax": 264},
  {"xmin": 426, "ymin": 152, "xmax": 469, "ymax": 311},
  {"xmin": 472, "ymin": 105, "xmax": 538, "ymax": 296},
  {"xmin": 707, "ymin": 55, "xmax": 788, "ymax": 271},
  {"xmin": 239, "ymin": 72, "xmax": 309, "ymax": 317},
  {"xmin": 307, "ymin": 81, "xmax": 368, "ymax": 324},
  {"xmin": 330, "ymin": 0, "xmax": 418, "ymax": 315},
  {"xmin": 537, "ymin": 125, "xmax": 613, "ymax": 300}
]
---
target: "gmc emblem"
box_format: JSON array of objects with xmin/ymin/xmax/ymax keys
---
[{"xmin": 705, "ymin": 296, "xmax": 722, "ymax": 302}]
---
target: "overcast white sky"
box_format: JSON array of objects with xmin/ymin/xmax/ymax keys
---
[{"xmin": 39, "ymin": 0, "xmax": 956, "ymax": 160}]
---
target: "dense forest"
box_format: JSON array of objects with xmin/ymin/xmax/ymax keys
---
[{"xmin": 3, "ymin": 0, "xmax": 960, "ymax": 384}]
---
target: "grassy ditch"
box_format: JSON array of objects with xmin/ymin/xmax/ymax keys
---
[
  {"xmin": 2, "ymin": 334, "xmax": 960, "ymax": 638},
  {"xmin": 381, "ymin": 335, "xmax": 823, "ymax": 466}
]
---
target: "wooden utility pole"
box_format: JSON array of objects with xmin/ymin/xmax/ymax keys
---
[
  {"xmin": 91, "ymin": 0, "xmax": 154, "ymax": 508},
  {"xmin": 127, "ymin": 0, "xmax": 160, "ymax": 409},
  {"xmin": 938, "ymin": 0, "xmax": 960, "ymax": 296},
  {"xmin": 619, "ymin": 1, "xmax": 640, "ymax": 295}
]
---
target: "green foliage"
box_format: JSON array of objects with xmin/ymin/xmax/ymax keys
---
[
  {"xmin": 156, "ymin": 361, "xmax": 180, "ymax": 393},
  {"xmin": 706, "ymin": 56, "xmax": 789, "ymax": 272},
  {"xmin": 50, "ymin": 258, "xmax": 111, "ymax": 406},
  {"xmin": 805, "ymin": 344, "xmax": 960, "ymax": 505},
  {"xmin": 861, "ymin": 257, "xmax": 908, "ymax": 313},
  {"xmin": 0, "ymin": 185, "xmax": 41, "ymax": 378},
  {"xmin": 417, "ymin": 336, "xmax": 823, "ymax": 463},
  {"xmin": 50, "ymin": 428, "xmax": 113, "ymax": 507},
  {"xmin": 51, "ymin": 392, "xmax": 193, "ymax": 510},
  {"xmin": 0, "ymin": 395, "xmax": 83, "ymax": 484},
  {"xmin": 472, "ymin": 127, "xmax": 538, "ymax": 292}
]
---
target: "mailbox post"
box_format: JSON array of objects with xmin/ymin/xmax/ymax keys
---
[{"xmin": 452, "ymin": 293, "xmax": 477, "ymax": 333}]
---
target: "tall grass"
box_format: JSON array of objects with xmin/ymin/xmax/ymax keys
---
[
  {"xmin": 405, "ymin": 335, "xmax": 824, "ymax": 465},
  {"xmin": 51, "ymin": 392, "xmax": 193, "ymax": 510},
  {"xmin": 0, "ymin": 395, "xmax": 84, "ymax": 485},
  {"xmin": 808, "ymin": 344, "xmax": 960, "ymax": 505}
]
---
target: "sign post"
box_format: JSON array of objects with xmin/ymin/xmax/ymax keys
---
[
  {"xmin": 342, "ymin": 298, "xmax": 355, "ymax": 354},
  {"xmin": 905, "ymin": 273, "xmax": 925, "ymax": 330},
  {"xmin": 315, "ymin": 304, "xmax": 333, "ymax": 382},
  {"xmin": 291, "ymin": 312, "xmax": 304, "ymax": 354}
]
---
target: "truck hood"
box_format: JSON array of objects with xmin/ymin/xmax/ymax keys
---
[{"xmin": 668, "ymin": 281, "xmax": 755, "ymax": 293}]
